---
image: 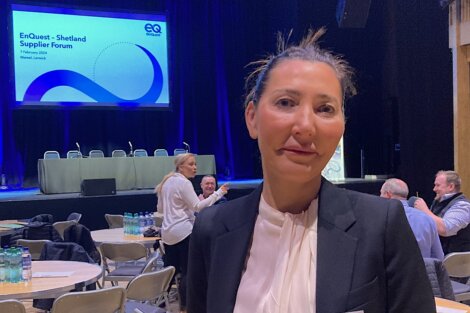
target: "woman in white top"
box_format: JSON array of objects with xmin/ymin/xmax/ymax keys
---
[{"xmin": 155, "ymin": 153, "xmax": 227, "ymax": 312}]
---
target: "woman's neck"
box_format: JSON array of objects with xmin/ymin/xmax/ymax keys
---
[{"xmin": 261, "ymin": 174, "xmax": 322, "ymax": 214}]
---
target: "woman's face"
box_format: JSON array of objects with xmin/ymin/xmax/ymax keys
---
[
  {"xmin": 245, "ymin": 59, "xmax": 344, "ymax": 184},
  {"xmin": 178, "ymin": 156, "xmax": 197, "ymax": 179}
]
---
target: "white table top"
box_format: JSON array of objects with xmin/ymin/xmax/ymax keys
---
[
  {"xmin": 0, "ymin": 260, "xmax": 102, "ymax": 300},
  {"xmin": 91, "ymin": 228, "xmax": 159, "ymax": 247}
]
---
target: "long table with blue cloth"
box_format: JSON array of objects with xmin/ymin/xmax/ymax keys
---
[{"xmin": 38, "ymin": 155, "xmax": 216, "ymax": 194}]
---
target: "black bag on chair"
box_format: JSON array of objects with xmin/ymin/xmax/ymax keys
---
[
  {"xmin": 423, "ymin": 257, "xmax": 455, "ymax": 300},
  {"xmin": 23, "ymin": 221, "xmax": 62, "ymax": 242},
  {"xmin": 63, "ymin": 223, "xmax": 101, "ymax": 265}
]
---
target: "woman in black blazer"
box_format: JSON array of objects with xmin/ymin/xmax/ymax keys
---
[{"xmin": 187, "ymin": 28, "xmax": 435, "ymax": 313}]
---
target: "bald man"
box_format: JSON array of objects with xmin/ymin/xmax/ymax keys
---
[{"xmin": 381, "ymin": 178, "xmax": 443, "ymax": 260}]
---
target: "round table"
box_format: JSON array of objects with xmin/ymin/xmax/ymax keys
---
[
  {"xmin": 0, "ymin": 220, "xmax": 26, "ymax": 236},
  {"xmin": 91, "ymin": 228, "xmax": 160, "ymax": 247},
  {"xmin": 0, "ymin": 260, "xmax": 102, "ymax": 300},
  {"xmin": 436, "ymin": 297, "xmax": 470, "ymax": 312}
]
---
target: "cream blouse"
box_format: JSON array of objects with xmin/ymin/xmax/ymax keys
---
[{"xmin": 234, "ymin": 195, "xmax": 318, "ymax": 313}]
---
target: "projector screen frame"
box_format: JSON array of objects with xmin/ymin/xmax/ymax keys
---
[{"xmin": 8, "ymin": 1, "xmax": 173, "ymax": 111}]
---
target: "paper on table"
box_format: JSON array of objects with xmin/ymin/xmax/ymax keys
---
[
  {"xmin": 33, "ymin": 272, "xmax": 74, "ymax": 278},
  {"xmin": 0, "ymin": 223, "xmax": 24, "ymax": 229},
  {"xmin": 436, "ymin": 306, "xmax": 468, "ymax": 313}
]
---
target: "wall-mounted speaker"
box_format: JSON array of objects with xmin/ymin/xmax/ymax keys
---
[{"xmin": 336, "ymin": 0, "xmax": 372, "ymax": 28}]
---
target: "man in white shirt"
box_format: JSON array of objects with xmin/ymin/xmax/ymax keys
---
[{"xmin": 198, "ymin": 175, "xmax": 227, "ymax": 205}]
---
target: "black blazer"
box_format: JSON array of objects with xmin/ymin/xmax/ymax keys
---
[{"xmin": 187, "ymin": 179, "xmax": 436, "ymax": 313}]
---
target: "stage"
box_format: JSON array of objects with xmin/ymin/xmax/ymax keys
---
[{"xmin": 0, "ymin": 178, "xmax": 384, "ymax": 231}]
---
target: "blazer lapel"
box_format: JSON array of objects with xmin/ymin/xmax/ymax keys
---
[
  {"xmin": 207, "ymin": 185, "xmax": 262, "ymax": 313},
  {"xmin": 317, "ymin": 179, "xmax": 358, "ymax": 313}
]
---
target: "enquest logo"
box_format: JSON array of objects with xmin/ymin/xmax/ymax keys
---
[{"xmin": 145, "ymin": 23, "xmax": 161, "ymax": 37}]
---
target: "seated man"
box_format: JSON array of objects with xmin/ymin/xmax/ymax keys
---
[
  {"xmin": 198, "ymin": 175, "xmax": 227, "ymax": 205},
  {"xmin": 381, "ymin": 178, "xmax": 444, "ymax": 260},
  {"xmin": 415, "ymin": 170, "xmax": 470, "ymax": 254}
]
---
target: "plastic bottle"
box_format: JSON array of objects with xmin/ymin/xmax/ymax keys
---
[
  {"xmin": 123, "ymin": 212, "xmax": 128, "ymax": 235},
  {"xmin": 133, "ymin": 213, "xmax": 139, "ymax": 236},
  {"xmin": 139, "ymin": 212, "xmax": 145, "ymax": 236},
  {"xmin": 22, "ymin": 247, "xmax": 32, "ymax": 283},
  {"xmin": 9, "ymin": 248, "xmax": 20, "ymax": 283},
  {"xmin": 0, "ymin": 248, "xmax": 5, "ymax": 283},
  {"xmin": 145, "ymin": 212, "xmax": 152, "ymax": 227},
  {"xmin": 4, "ymin": 246, "xmax": 11, "ymax": 283},
  {"xmin": 15, "ymin": 248, "xmax": 22, "ymax": 283},
  {"xmin": 125, "ymin": 212, "xmax": 130, "ymax": 235}
]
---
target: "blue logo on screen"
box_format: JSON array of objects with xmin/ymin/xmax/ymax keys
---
[
  {"xmin": 145, "ymin": 23, "xmax": 161, "ymax": 36},
  {"xmin": 23, "ymin": 44, "xmax": 163, "ymax": 104}
]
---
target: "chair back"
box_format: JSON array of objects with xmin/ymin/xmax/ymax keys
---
[
  {"xmin": 100, "ymin": 242, "xmax": 148, "ymax": 287},
  {"xmin": 173, "ymin": 148, "xmax": 187, "ymax": 155},
  {"xmin": 44, "ymin": 151, "xmax": 60, "ymax": 159},
  {"xmin": 0, "ymin": 300, "xmax": 26, "ymax": 313},
  {"xmin": 53, "ymin": 221, "xmax": 78, "ymax": 240},
  {"xmin": 112, "ymin": 150, "xmax": 127, "ymax": 158},
  {"xmin": 100, "ymin": 242, "xmax": 147, "ymax": 263},
  {"xmin": 17, "ymin": 239, "xmax": 51, "ymax": 260},
  {"xmin": 50, "ymin": 286, "xmax": 126, "ymax": 313},
  {"xmin": 443, "ymin": 252, "xmax": 470, "ymax": 278},
  {"xmin": 133, "ymin": 149, "xmax": 148, "ymax": 157},
  {"xmin": 67, "ymin": 212, "xmax": 82, "ymax": 222},
  {"xmin": 153, "ymin": 149, "xmax": 168, "ymax": 156},
  {"xmin": 126, "ymin": 266, "xmax": 175, "ymax": 303},
  {"xmin": 105, "ymin": 214, "xmax": 124, "ymax": 229},
  {"xmin": 66, "ymin": 150, "xmax": 82, "ymax": 159},
  {"xmin": 89, "ymin": 150, "xmax": 104, "ymax": 158}
]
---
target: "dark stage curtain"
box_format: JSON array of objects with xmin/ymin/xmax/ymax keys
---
[{"xmin": 0, "ymin": 0, "xmax": 453, "ymax": 201}]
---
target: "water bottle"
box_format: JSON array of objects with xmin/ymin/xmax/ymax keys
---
[
  {"xmin": 139, "ymin": 212, "xmax": 145, "ymax": 235},
  {"xmin": 4, "ymin": 247, "xmax": 11, "ymax": 283},
  {"xmin": 0, "ymin": 248, "xmax": 5, "ymax": 283},
  {"xmin": 9, "ymin": 248, "xmax": 20, "ymax": 283},
  {"xmin": 123, "ymin": 212, "xmax": 128, "ymax": 235},
  {"xmin": 15, "ymin": 248, "xmax": 22, "ymax": 283},
  {"xmin": 145, "ymin": 212, "xmax": 151, "ymax": 227},
  {"xmin": 0, "ymin": 174, "xmax": 6, "ymax": 189},
  {"xmin": 124, "ymin": 213, "xmax": 132, "ymax": 235},
  {"xmin": 150, "ymin": 212, "xmax": 155, "ymax": 227},
  {"xmin": 22, "ymin": 247, "xmax": 32, "ymax": 283},
  {"xmin": 133, "ymin": 213, "xmax": 139, "ymax": 236}
]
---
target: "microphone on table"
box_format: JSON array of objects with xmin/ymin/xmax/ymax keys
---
[
  {"xmin": 128, "ymin": 141, "xmax": 133, "ymax": 157},
  {"xmin": 75, "ymin": 142, "xmax": 82, "ymax": 158},
  {"xmin": 408, "ymin": 196, "xmax": 418, "ymax": 207},
  {"xmin": 183, "ymin": 141, "xmax": 190, "ymax": 153}
]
